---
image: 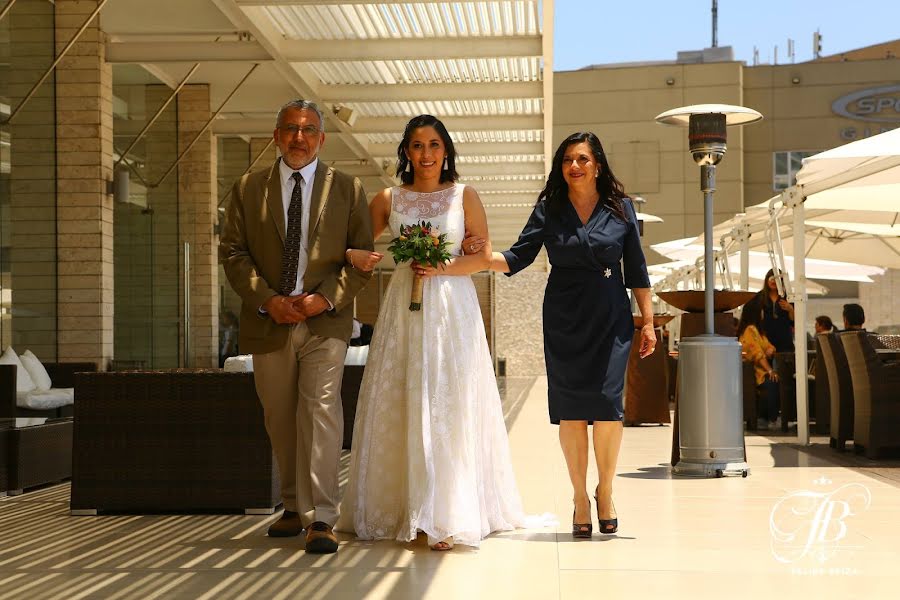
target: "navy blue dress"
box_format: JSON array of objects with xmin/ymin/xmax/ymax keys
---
[{"xmin": 502, "ymin": 198, "xmax": 651, "ymax": 424}]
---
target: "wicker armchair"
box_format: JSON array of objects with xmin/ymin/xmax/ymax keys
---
[
  {"xmin": 818, "ymin": 333, "xmax": 854, "ymax": 450},
  {"xmin": 70, "ymin": 370, "xmax": 280, "ymax": 514},
  {"xmin": 874, "ymin": 334, "xmax": 900, "ymax": 350},
  {"xmin": 0, "ymin": 362, "xmax": 97, "ymax": 419},
  {"xmin": 812, "ymin": 336, "xmax": 830, "ymax": 435},
  {"xmin": 839, "ymin": 331, "xmax": 900, "ymax": 459}
]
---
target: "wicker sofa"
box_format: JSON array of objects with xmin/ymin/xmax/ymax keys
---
[
  {"xmin": 70, "ymin": 369, "xmax": 280, "ymax": 514},
  {"xmin": 0, "ymin": 362, "xmax": 97, "ymax": 419}
]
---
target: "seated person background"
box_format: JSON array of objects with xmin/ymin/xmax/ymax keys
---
[
  {"xmin": 808, "ymin": 315, "xmax": 836, "ymax": 376},
  {"xmin": 842, "ymin": 303, "xmax": 886, "ymax": 349},
  {"xmin": 815, "ymin": 315, "xmax": 834, "ymax": 334},
  {"xmin": 738, "ymin": 298, "xmax": 781, "ymax": 430},
  {"xmin": 842, "ymin": 303, "xmax": 865, "ymax": 332}
]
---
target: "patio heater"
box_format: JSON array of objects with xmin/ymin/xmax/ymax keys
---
[{"xmin": 655, "ymin": 104, "xmax": 762, "ymax": 477}]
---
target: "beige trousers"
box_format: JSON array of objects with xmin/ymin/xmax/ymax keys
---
[{"xmin": 253, "ymin": 322, "xmax": 347, "ymax": 527}]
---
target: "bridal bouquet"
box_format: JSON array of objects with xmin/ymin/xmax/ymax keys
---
[{"xmin": 387, "ymin": 221, "xmax": 452, "ymax": 311}]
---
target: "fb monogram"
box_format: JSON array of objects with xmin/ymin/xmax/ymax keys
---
[{"xmin": 769, "ymin": 482, "xmax": 871, "ymax": 565}]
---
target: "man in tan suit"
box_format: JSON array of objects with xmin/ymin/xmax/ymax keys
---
[{"xmin": 219, "ymin": 99, "xmax": 374, "ymax": 554}]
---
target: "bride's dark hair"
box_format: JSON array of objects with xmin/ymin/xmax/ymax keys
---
[{"xmin": 396, "ymin": 115, "xmax": 459, "ymax": 185}]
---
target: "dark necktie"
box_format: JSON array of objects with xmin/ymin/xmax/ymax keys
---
[{"xmin": 279, "ymin": 172, "xmax": 305, "ymax": 295}]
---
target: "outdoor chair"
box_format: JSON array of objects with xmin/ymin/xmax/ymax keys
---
[
  {"xmin": 812, "ymin": 335, "xmax": 831, "ymax": 435},
  {"xmin": 1, "ymin": 362, "xmax": 97, "ymax": 419},
  {"xmin": 839, "ymin": 331, "xmax": 900, "ymax": 459},
  {"xmin": 818, "ymin": 333, "xmax": 854, "ymax": 450},
  {"xmin": 741, "ymin": 360, "xmax": 758, "ymax": 430}
]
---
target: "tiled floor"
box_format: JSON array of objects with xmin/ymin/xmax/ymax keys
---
[{"xmin": 1, "ymin": 376, "xmax": 897, "ymax": 599}]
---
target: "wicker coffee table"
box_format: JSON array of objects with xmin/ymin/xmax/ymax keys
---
[
  {"xmin": 2, "ymin": 417, "xmax": 73, "ymax": 496},
  {"xmin": 70, "ymin": 369, "xmax": 280, "ymax": 515}
]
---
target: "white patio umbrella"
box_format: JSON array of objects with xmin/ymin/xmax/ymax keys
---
[
  {"xmin": 678, "ymin": 128, "xmax": 900, "ymax": 444},
  {"xmin": 651, "ymin": 239, "xmax": 884, "ymax": 283},
  {"xmin": 648, "ymin": 260, "xmax": 830, "ymax": 295},
  {"xmin": 730, "ymin": 128, "xmax": 900, "ymax": 445}
]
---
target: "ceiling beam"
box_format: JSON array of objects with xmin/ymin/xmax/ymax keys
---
[
  {"xmin": 237, "ymin": 0, "xmax": 522, "ymax": 4},
  {"xmin": 211, "ymin": 0, "xmax": 394, "ymax": 189},
  {"xmin": 353, "ymin": 114, "xmax": 543, "ymax": 134},
  {"xmin": 106, "ymin": 37, "xmax": 541, "ymax": 64},
  {"xmin": 457, "ymin": 179, "xmax": 543, "ymax": 193},
  {"xmin": 481, "ymin": 191, "xmax": 544, "ymax": 202},
  {"xmin": 368, "ymin": 140, "xmax": 544, "ymax": 157},
  {"xmin": 320, "ymin": 80, "xmax": 541, "ymax": 103},
  {"xmin": 106, "ymin": 41, "xmax": 271, "ymax": 63},
  {"xmin": 456, "ymin": 162, "xmax": 544, "ymax": 177},
  {"xmin": 278, "ymin": 37, "xmax": 541, "ymax": 62},
  {"xmin": 211, "ymin": 114, "xmax": 544, "ymax": 136}
]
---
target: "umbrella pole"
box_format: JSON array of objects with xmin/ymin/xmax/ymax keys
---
[{"xmin": 789, "ymin": 190, "xmax": 810, "ymax": 445}]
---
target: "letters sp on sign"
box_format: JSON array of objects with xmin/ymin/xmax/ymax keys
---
[{"xmin": 832, "ymin": 84, "xmax": 900, "ymax": 123}]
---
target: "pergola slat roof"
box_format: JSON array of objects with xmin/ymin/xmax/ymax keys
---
[{"xmin": 102, "ymin": 0, "xmax": 552, "ymax": 256}]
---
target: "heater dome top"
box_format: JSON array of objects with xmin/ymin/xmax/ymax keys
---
[{"xmin": 655, "ymin": 104, "xmax": 763, "ymax": 126}]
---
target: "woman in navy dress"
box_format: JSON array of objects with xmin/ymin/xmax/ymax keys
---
[{"xmin": 466, "ymin": 132, "xmax": 655, "ymax": 538}]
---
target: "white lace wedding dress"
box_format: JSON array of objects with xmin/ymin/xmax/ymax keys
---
[{"xmin": 338, "ymin": 183, "xmax": 529, "ymax": 547}]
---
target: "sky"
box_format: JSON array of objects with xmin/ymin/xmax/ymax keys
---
[{"xmin": 553, "ymin": 0, "xmax": 900, "ymax": 70}]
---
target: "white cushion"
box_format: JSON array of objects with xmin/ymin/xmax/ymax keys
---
[
  {"xmin": 21, "ymin": 350, "xmax": 53, "ymax": 391},
  {"xmin": 344, "ymin": 345, "xmax": 368, "ymax": 366},
  {"xmin": 0, "ymin": 346, "xmax": 36, "ymax": 393},
  {"xmin": 224, "ymin": 355, "xmax": 254, "ymax": 372},
  {"xmin": 16, "ymin": 387, "xmax": 74, "ymax": 410}
]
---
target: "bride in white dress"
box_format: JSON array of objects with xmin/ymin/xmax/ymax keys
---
[{"xmin": 337, "ymin": 115, "xmax": 529, "ymax": 550}]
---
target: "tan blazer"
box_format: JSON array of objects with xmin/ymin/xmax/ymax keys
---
[{"xmin": 219, "ymin": 158, "xmax": 374, "ymax": 354}]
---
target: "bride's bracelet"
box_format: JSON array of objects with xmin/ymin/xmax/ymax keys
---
[{"xmin": 345, "ymin": 249, "xmax": 356, "ymax": 270}]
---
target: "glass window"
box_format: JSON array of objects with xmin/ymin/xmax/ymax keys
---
[
  {"xmin": 773, "ymin": 150, "xmax": 818, "ymax": 191},
  {"xmin": 1, "ymin": 0, "xmax": 58, "ymax": 359},
  {"xmin": 216, "ymin": 137, "xmax": 250, "ymax": 367},
  {"xmin": 112, "ymin": 66, "xmax": 181, "ymax": 369}
]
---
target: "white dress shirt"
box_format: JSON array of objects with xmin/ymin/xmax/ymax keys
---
[{"xmin": 279, "ymin": 157, "xmax": 317, "ymax": 296}]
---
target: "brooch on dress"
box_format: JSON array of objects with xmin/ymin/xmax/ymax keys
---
[{"xmin": 604, "ymin": 267, "xmax": 612, "ymax": 279}]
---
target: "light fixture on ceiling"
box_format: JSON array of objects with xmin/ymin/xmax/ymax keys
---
[
  {"xmin": 110, "ymin": 165, "xmax": 129, "ymax": 203},
  {"xmin": 332, "ymin": 104, "xmax": 357, "ymax": 127}
]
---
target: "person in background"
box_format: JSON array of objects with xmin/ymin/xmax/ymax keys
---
[
  {"xmin": 738, "ymin": 298, "xmax": 781, "ymax": 431},
  {"xmin": 814, "ymin": 315, "xmax": 834, "ymax": 335},
  {"xmin": 842, "ymin": 302, "xmax": 888, "ymax": 349},
  {"xmin": 809, "ymin": 315, "xmax": 836, "ymax": 377},
  {"xmin": 842, "ymin": 303, "xmax": 865, "ymax": 331},
  {"xmin": 218, "ymin": 310, "xmax": 240, "ymax": 367},
  {"xmin": 759, "ymin": 268, "xmax": 794, "ymax": 352}
]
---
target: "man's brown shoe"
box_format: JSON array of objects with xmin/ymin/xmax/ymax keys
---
[
  {"xmin": 305, "ymin": 521, "xmax": 338, "ymax": 554},
  {"xmin": 268, "ymin": 510, "xmax": 303, "ymax": 537}
]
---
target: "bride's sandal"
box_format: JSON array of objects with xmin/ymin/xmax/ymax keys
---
[
  {"xmin": 431, "ymin": 537, "xmax": 454, "ymax": 551},
  {"xmin": 594, "ymin": 485, "xmax": 618, "ymax": 535}
]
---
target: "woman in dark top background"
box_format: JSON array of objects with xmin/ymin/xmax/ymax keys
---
[
  {"xmin": 468, "ymin": 132, "xmax": 654, "ymax": 538},
  {"xmin": 759, "ymin": 268, "xmax": 795, "ymax": 352}
]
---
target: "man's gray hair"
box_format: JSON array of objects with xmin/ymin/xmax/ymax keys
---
[{"xmin": 275, "ymin": 99, "xmax": 325, "ymax": 132}]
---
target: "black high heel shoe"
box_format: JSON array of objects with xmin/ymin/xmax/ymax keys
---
[
  {"xmin": 594, "ymin": 485, "xmax": 618, "ymax": 535},
  {"xmin": 572, "ymin": 506, "xmax": 592, "ymax": 539}
]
